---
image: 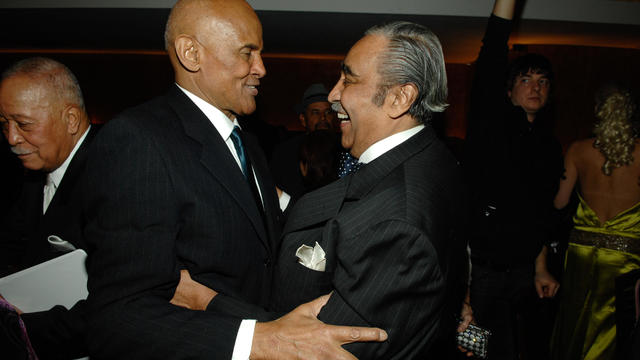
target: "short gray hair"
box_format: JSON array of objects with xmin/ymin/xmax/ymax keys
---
[
  {"xmin": 1, "ymin": 57, "xmax": 86, "ymax": 112},
  {"xmin": 365, "ymin": 21, "xmax": 448, "ymax": 123}
]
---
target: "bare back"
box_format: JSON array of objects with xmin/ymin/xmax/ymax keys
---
[{"xmin": 570, "ymin": 138, "xmax": 640, "ymax": 222}]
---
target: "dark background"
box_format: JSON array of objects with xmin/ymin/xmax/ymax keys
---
[{"xmin": 0, "ymin": 8, "xmax": 639, "ymax": 150}]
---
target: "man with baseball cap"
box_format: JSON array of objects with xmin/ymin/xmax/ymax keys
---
[{"xmin": 295, "ymin": 83, "xmax": 337, "ymax": 132}]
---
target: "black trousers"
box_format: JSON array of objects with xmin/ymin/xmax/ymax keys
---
[{"xmin": 470, "ymin": 263, "xmax": 556, "ymax": 360}]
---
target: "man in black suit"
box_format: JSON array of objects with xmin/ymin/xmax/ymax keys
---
[
  {"xmin": 83, "ymin": 0, "xmax": 385, "ymax": 359},
  {"xmin": 0, "ymin": 57, "xmax": 97, "ymax": 359},
  {"xmin": 270, "ymin": 22, "xmax": 469, "ymax": 358}
]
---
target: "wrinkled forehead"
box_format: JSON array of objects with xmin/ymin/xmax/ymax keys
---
[
  {"xmin": 0, "ymin": 74, "xmax": 53, "ymax": 108},
  {"xmin": 343, "ymin": 35, "xmax": 387, "ymax": 76}
]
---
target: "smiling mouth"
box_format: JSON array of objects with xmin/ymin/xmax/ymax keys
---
[
  {"xmin": 246, "ymin": 84, "xmax": 259, "ymax": 95},
  {"xmin": 337, "ymin": 112, "xmax": 350, "ymax": 125},
  {"xmin": 332, "ymin": 103, "xmax": 350, "ymax": 123},
  {"xmin": 11, "ymin": 147, "xmax": 32, "ymax": 156}
]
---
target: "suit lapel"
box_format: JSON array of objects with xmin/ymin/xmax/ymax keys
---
[
  {"xmin": 165, "ymin": 86, "xmax": 269, "ymax": 248},
  {"xmin": 45, "ymin": 125, "xmax": 98, "ymax": 216},
  {"xmin": 283, "ymin": 128, "xmax": 436, "ymax": 235},
  {"xmin": 242, "ymin": 131, "xmax": 282, "ymax": 251},
  {"xmin": 22, "ymin": 173, "xmax": 45, "ymax": 227},
  {"xmin": 282, "ymin": 176, "xmax": 349, "ymax": 234},
  {"xmin": 347, "ymin": 127, "xmax": 437, "ymax": 200}
]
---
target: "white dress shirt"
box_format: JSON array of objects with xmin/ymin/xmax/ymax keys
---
[
  {"xmin": 43, "ymin": 126, "xmax": 91, "ymax": 214},
  {"xmin": 177, "ymin": 85, "xmax": 259, "ymax": 359},
  {"xmin": 358, "ymin": 124, "xmax": 425, "ymax": 164}
]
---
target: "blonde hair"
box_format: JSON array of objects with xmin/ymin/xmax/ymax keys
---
[{"xmin": 593, "ymin": 86, "xmax": 637, "ymax": 175}]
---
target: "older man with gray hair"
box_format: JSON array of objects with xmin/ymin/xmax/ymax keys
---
[
  {"xmin": 0, "ymin": 56, "xmax": 97, "ymax": 359},
  {"xmin": 269, "ymin": 21, "xmax": 469, "ymax": 358}
]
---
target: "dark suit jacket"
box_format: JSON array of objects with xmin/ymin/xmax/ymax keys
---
[
  {"xmin": 0, "ymin": 126, "xmax": 98, "ymax": 359},
  {"xmin": 0, "ymin": 125, "xmax": 98, "ymax": 273},
  {"xmin": 271, "ymin": 126, "xmax": 468, "ymax": 359},
  {"xmin": 82, "ymin": 85, "xmax": 282, "ymax": 359}
]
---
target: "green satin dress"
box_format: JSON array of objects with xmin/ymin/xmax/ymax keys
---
[{"xmin": 551, "ymin": 194, "xmax": 640, "ymax": 360}]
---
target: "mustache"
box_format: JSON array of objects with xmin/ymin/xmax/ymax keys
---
[
  {"xmin": 331, "ymin": 102, "xmax": 344, "ymax": 113},
  {"xmin": 11, "ymin": 147, "xmax": 31, "ymax": 155}
]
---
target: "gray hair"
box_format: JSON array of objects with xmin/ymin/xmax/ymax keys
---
[
  {"xmin": 1, "ymin": 57, "xmax": 86, "ymax": 112},
  {"xmin": 365, "ymin": 21, "xmax": 448, "ymax": 123}
]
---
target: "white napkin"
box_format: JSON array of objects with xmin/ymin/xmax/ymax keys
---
[
  {"xmin": 295, "ymin": 241, "xmax": 326, "ymax": 272},
  {"xmin": 48, "ymin": 235, "xmax": 76, "ymax": 252}
]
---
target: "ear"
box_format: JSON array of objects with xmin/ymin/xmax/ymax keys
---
[
  {"xmin": 175, "ymin": 35, "xmax": 200, "ymax": 72},
  {"xmin": 64, "ymin": 106, "xmax": 81, "ymax": 135},
  {"xmin": 299, "ymin": 113, "xmax": 307, "ymax": 128},
  {"xmin": 385, "ymin": 83, "xmax": 417, "ymax": 119}
]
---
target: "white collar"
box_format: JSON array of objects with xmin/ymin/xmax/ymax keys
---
[
  {"xmin": 176, "ymin": 84, "xmax": 241, "ymax": 141},
  {"xmin": 47, "ymin": 125, "xmax": 91, "ymax": 188},
  {"xmin": 358, "ymin": 125, "xmax": 424, "ymax": 164}
]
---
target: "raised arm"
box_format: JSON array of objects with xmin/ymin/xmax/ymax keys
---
[
  {"xmin": 467, "ymin": 0, "xmax": 518, "ymax": 137},
  {"xmin": 492, "ymin": 0, "xmax": 516, "ymax": 20}
]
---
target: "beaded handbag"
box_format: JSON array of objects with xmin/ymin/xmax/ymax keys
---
[{"xmin": 456, "ymin": 321, "xmax": 491, "ymax": 359}]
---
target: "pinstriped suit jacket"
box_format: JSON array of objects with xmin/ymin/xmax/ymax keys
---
[
  {"xmin": 82, "ymin": 86, "xmax": 282, "ymax": 359},
  {"xmin": 271, "ymin": 126, "xmax": 468, "ymax": 359}
]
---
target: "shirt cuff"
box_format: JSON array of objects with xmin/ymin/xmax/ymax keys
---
[
  {"xmin": 232, "ymin": 319, "xmax": 256, "ymax": 360},
  {"xmin": 279, "ymin": 190, "xmax": 291, "ymax": 211}
]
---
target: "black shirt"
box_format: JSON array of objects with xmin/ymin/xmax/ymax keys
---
[{"xmin": 464, "ymin": 15, "xmax": 563, "ymax": 266}]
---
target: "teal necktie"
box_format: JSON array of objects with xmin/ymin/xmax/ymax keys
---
[
  {"xmin": 230, "ymin": 126, "xmax": 264, "ymax": 214},
  {"xmin": 230, "ymin": 126, "xmax": 249, "ymax": 179}
]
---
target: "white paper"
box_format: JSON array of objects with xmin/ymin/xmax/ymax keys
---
[{"xmin": 0, "ymin": 249, "xmax": 88, "ymax": 313}]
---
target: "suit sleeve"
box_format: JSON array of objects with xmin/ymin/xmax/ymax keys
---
[
  {"xmin": 21, "ymin": 301, "xmax": 87, "ymax": 359},
  {"xmin": 82, "ymin": 117, "xmax": 242, "ymax": 359},
  {"xmin": 318, "ymin": 220, "xmax": 445, "ymax": 359},
  {"xmin": 206, "ymin": 293, "xmax": 278, "ymax": 322}
]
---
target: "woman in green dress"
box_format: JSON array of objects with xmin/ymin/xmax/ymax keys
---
[{"xmin": 552, "ymin": 85, "xmax": 640, "ymax": 360}]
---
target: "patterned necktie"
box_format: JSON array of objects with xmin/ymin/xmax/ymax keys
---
[
  {"xmin": 338, "ymin": 151, "xmax": 361, "ymax": 178},
  {"xmin": 229, "ymin": 126, "xmax": 264, "ymax": 213}
]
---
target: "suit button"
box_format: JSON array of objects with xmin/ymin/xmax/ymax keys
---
[{"xmin": 263, "ymin": 258, "xmax": 271, "ymax": 267}]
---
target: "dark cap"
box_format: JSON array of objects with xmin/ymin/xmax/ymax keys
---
[{"xmin": 296, "ymin": 83, "xmax": 330, "ymax": 113}]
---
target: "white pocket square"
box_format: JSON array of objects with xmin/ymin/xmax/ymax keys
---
[
  {"xmin": 47, "ymin": 235, "xmax": 76, "ymax": 252},
  {"xmin": 296, "ymin": 241, "xmax": 326, "ymax": 272}
]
